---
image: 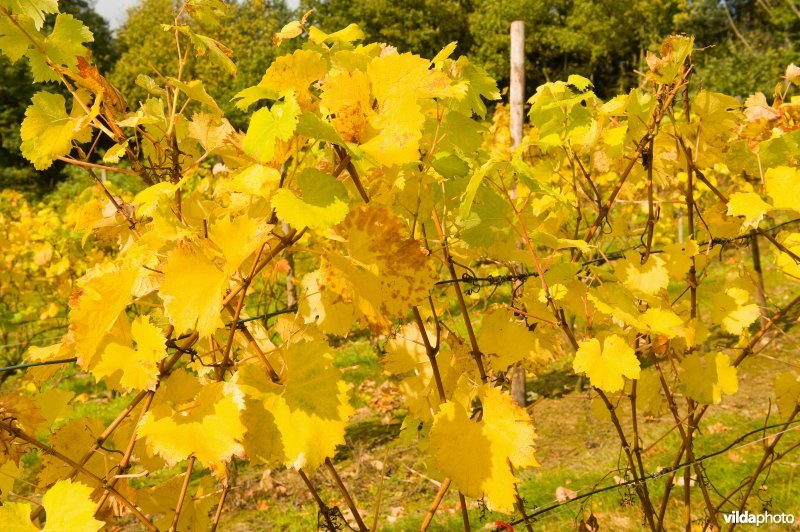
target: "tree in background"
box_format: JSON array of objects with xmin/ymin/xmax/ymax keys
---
[
  {"xmin": 304, "ymin": 0, "xmax": 473, "ymax": 59},
  {"xmin": 307, "ymin": 0, "xmax": 798, "ymax": 99},
  {"xmin": 676, "ymin": 0, "xmax": 799, "ymax": 96},
  {"xmin": 0, "ymin": 0, "xmax": 117, "ymax": 195},
  {"xmin": 111, "ymin": 0, "xmax": 292, "ymax": 128}
]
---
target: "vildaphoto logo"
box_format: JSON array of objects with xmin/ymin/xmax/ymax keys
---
[{"xmin": 722, "ymin": 511, "xmax": 795, "ymax": 525}]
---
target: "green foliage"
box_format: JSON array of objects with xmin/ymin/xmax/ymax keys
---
[
  {"xmin": 111, "ymin": 0, "xmax": 292, "ymax": 127},
  {"xmin": 0, "ymin": 0, "xmax": 116, "ymax": 196},
  {"xmin": 305, "ymin": 0, "xmax": 473, "ymax": 59}
]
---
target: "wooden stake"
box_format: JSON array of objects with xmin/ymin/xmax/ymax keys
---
[{"xmin": 510, "ymin": 19, "xmax": 527, "ymax": 408}]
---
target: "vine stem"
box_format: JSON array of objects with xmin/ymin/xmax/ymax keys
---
[
  {"xmin": 651, "ymin": 358, "xmax": 719, "ymax": 530},
  {"xmin": 225, "ymin": 306, "xmax": 280, "ymax": 382},
  {"xmin": 221, "ymin": 228, "xmax": 304, "ymax": 308},
  {"xmin": 30, "ymin": 332, "xmax": 194, "ymax": 522},
  {"xmin": 334, "ymin": 145, "xmax": 370, "ymax": 203},
  {"xmin": 506, "ymin": 419, "xmax": 800, "ymax": 528},
  {"xmin": 681, "ymin": 73, "xmax": 698, "ymax": 531},
  {"xmin": 678, "ymin": 139, "xmax": 800, "ymax": 264},
  {"xmin": 430, "ymin": 208, "xmax": 487, "ymax": 382},
  {"xmin": 412, "ymin": 306, "xmax": 446, "ymax": 403},
  {"xmin": 93, "ymin": 390, "xmax": 155, "ymax": 513},
  {"xmin": 596, "ymin": 390, "xmax": 658, "ymax": 530},
  {"xmin": 663, "ymin": 292, "xmax": 800, "ymax": 505},
  {"xmin": 218, "ymin": 243, "xmax": 267, "ymax": 378},
  {"xmin": 57, "ymin": 157, "xmax": 140, "ymax": 177},
  {"xmin": 412, "ymin": 302, "xmax": 455, "ymax": 530},
  {"xmin": 420, "ymin": 478, "xmax": 451, "ymax": 531},
  {"xmin": 656, "ymin": 445, "xmax": 687, "ymax": 529},
  {"xmin": 629, "ymin": 377, "xmax": 655, "ymax": 529},
  {"xmin": 580, "ymin": 69, "xmax": 691, "ymax": 251},
  {"xmin": 0, "ymin": 419, "xmax": 157, "ymax": 531},
  {"xmin": 209, "ymin": 470, "xmax": 231, "ymax": 532},
  {"xmin": 298, "ymin": 468, "xmax": 336, "ymax": 531},
  {"xmin": 458, "ymin": 492, "xmax": 471, "ymax": 531},
  {"xmin": 325, "ymin": 457, "xmax": 368, "ymax": 531},
  {"xmin": 169, "ymin": 455, "xmax": 195, "ymax": 532},
  {"xmin": 510, "ymin": 460, "xmax": 534, "ymax": 532}
]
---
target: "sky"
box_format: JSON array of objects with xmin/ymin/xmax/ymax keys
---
[{"xmin": 94, "ymin": 0, "xmax": 301, "ymax": 29}]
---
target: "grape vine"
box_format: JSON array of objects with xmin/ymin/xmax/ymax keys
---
[{"xmin": 0, "ymin": 1, "xmax": 799, "ymax": 531}]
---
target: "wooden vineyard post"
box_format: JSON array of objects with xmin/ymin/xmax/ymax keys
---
[{"xmin": 510, "ymin": 20, "xmax": 527, "ymax": 407}]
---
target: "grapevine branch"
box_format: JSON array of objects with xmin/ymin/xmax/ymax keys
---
[
  {"xmin": 580, "ymin": 68, "xmax": 692, "ymax": 251},
  {"xmin": 420, "ymin": 478, "xmax": 452, "ymax": 531},
  {"xmin": 431, "ymin": 208, "xmax": 488, "ymax": 382},
  {"xmin": 0, "ymin": 419, "xmax": 157, "ymax": 531},
  {"xmin": 169, "ymin": 455, "xmax": 196, "ymax": 532},
  {"xmin": 30, "ymin": 332, "xmax": 196, "ymax": 521},
  {"xmin": 325, "ymin": 457, "xmax": 368, "ymax": 532}
]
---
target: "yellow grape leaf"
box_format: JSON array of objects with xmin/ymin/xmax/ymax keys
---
[
  {"xmin": 765, "ymin": 166, "xmax": 800, "ymax": 212},
  {"xmin": 241, "ymin": 398, "xmax": 285, "ymax": 466},
  {"xmin": 382, "ymin": 322, "xmax": 428, "ymax": 375},
  {"xmin": 786, "ymin": 63, "xmax": 800, "ymax": 86},
  {"xmin": 273, "ymin": 20, "xmax": 303, "ymax": 45},
  {"xmin": 0, "ymin": 393, "xmax": 45, "ymax": 465},
  {"xmin": 216, "ymin": 163, "xmax": 281, "ymax": 200},
  {"xmin": 367, "ymin": 51, "xmax": 458, "ymax": 103},
  {"xmin": 298, "ymin": 263, "xmax": 356, "ymax": 336},
  {"xmin": 641, "ymin": 307, "xmax": 684, "ymax": 339},
  {"xmin": 573, "ymin": 335, "xmax": 641, "ymax": 392},
  {"xmin": 238, "ymin": 341, "xmax": 353, "ymax": 471},
  {"xmin": 775, "ymin": 232, "xmax": 800, "ymax": 280},
  {"xmin": 726, "ymin": 192, "xmax": 772, "ymax": 231},
  {"xmin": 20, "ymin": 92, "xmax": 81, "ymax": 170},
  {"xmin": 708, "ymin": 287, "xmax": 760, "ymax": 335},
  {"xmin": 0, "ymin": 480, "xmax": 101, "ymax": 532},
  {"xmin": 41, "ymin": 479, "xmax": 103, "ymax": 532},
  {"xmin": 243, "ymin": 96, "xmax": 300, "ymax": 163},
  {"xmin": 32, "ymin": 388, "xmax": 73, "ymax": 427},
  {"xmin": 2, "ymin": 0, "xmax": 58, "ymax": 29},
  {"xmin": 632, "ymin": 368, "xmax": 666, "ymax": 417},
  {"xmin": 25, "ymin": 341, "xmax": 74, "ymax": 387},
  {"xmin": 775, "ymin": 372, "xmax": 800, "ymax": 418},
  {"xmin": 38, "ymin": 418, "xmax": 106, "ymax": 489},
  {"xmin": 693, "ymin": 91, "xmax": 743, "ymax": 141},
  {"xmin": 309, "ymin": 23, "xmax": 364, "ymax": 45},
  {"xmin": 92, "ymin": 316, "xmax": 166, "ymax": 392},
  {"xmin": 187, "ymin": 112, "xmax": 233, "ymax": 152},
  {"xmin": 138, "ymin": 475, "xmax": 216, "ymax": 531},
  {"xmin": 320, "ymin": 69, "xmax": 371, "ymax": 142},
  {"xmin": 160, "ymin": 244, "xmax": 227, "ymax": 336},
  {"xmin": 645, "ymin": 35, "xmax": 693, "ymax": 84},
  {"xmin": 70, "ymin": 264, "xmax": 137, "ymax": 367},
  {"xmin": 616, "ymin": 252, "xmax": 669, "ymax": 297},
  {"xmin": 0, "ymin": 460, "xmax": 21, "ymax": 501},
  {"xmin": 138, "ymin": 380, "xmax": 245, "ymax": 467},
  {"xmin": 663, "ymin": 240, "xmax": 698, "ymax": 280},
  {"xmin": 136, "ymin": 475, "xmax": 217, "ymax": 532},
  {"xmin": 478, "ymin": 306, "xmax": 551, "ymax": 370},
  {"xmin": 270, "ymin": 342, "xmax": 352, "ymax": 470},
  {"xmin": 271, "ymin": 168, "xmax": 350, "ymax": 230},
  {"xmin": 587, "ymin": 283, "xmax": 644, "ymax": 329},
  {"xmin": 327, "ymin": 206, "xmax": 437, "ymax": 327},
  {"xmin": 429, "ymin": 386, "xmax": 537, "ymax": 513},
  {"xmin": 208, "ymin": 215, "xmax": 268, "ymax": 276},
  {"xmin": 361, "ymin": 92, "xmax": 424, "ymax": 166},
  {"xmin": 0, "ymin": 502, "xmax": 35, "ymax": 531},
  {"xmin": 258, "ymin": 49, "xmax": 327, "ymax": 107},
  {"xmin": 680, "ymin": 353, "xmax": 738, "ymax": 404}
]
